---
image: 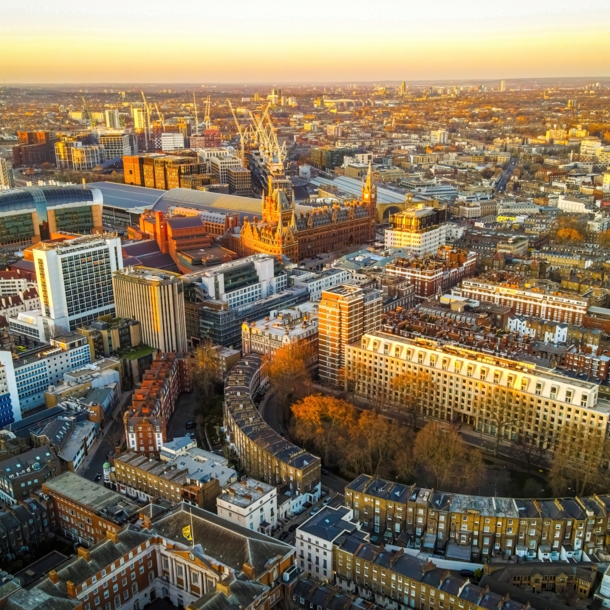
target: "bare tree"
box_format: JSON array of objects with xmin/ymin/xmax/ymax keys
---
[
  {"xmin": 476, "ymin": 387, "xmax": 520, "ymax": 457},
  {"xmin": 414, "ymin": 422, "xmax": 484, "ymax": 492},
  {"xmin": 391, "ymin": 369, "xmax": 435, "ymax": 428},
  {"xmin": 190, "ymin": 340, "xmax": 221, "ymax": 402}
]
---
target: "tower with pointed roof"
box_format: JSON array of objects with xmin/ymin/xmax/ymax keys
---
[{"xmin": 361, "ymin": 162, "xmax": 377, "ymax": 209}]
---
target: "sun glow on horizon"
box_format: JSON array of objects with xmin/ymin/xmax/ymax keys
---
[{"xmin": 1, "ymin": 0, "xmax": 609, "ymax": 83}]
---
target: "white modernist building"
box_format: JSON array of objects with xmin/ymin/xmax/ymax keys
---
[
  {"xmin": 292, "ymin": 268, "xmax": 353, "ymax": 301},
  {"xmin": 0, "ymin": 333, "xmax": 91, "ymax": 415},
  {"xmin": 216, "ymin": 478, "xmax": 277, "ymax": 535},
  {"xmin": 32, "ymin": 234, "xmax": 123, "ymax": 339},
  {"xmin": 184, "ymin": 254, "xmax": 287, "ymax": 309}
]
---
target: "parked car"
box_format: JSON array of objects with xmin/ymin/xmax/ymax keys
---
[
  {"xmin": 288, "ymin": 524, "xmax": 299, "ymax": 533},
  {"xmin": 321, "ymin": 468, "xmax": 330, "ymax": 475},
  {"xmin": 460, "ymin": 569, "xmax": 475, "ymax": 577},
  {"xmin": 94, "ymin": 473, "xmax": 102, "ymax": 482},
  {"xmin": 323, "ymin": 496, "xmax": 332, "ymax": 505},
  {"xmin": 279, "ymin": 531, "xmax": 289, "ymax": 540},
  {"xmin": 310, "ymin": 506, "xmax": 320, "ymax": 516},
  {"xmin": 185, "ymin": 421, "xmax": 196, "ymax": 430}
]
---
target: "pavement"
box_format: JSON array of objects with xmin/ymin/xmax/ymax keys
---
[{"xmin": 81, "ymin": 390, "xmax": 133, "ymax": 481}]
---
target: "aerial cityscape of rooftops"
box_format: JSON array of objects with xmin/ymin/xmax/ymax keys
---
[{"xmin": 3, "ymin": 6, "xmax": 610, "ymax": 610}]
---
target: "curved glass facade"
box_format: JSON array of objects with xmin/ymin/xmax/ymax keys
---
[{"xmin": 0, "ymin": 186, "xmax": 97, "ymax": 245}]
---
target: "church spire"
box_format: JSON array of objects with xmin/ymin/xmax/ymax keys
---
[{"xmin": 362, "ymin": 162, "xmax": 377, "ymax": 207}]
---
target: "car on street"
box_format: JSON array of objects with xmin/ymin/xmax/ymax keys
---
[
  {"xmin": 95, "ymin": 473, "xmax": 102, "ymax": 481},
  {"xmin": 310, "ymin": 506, "xmax": 320, "ymax": 516},
  {"xmin": 321, "ymin": 468, "xmax": 330, "ymax": 475},
  {"xmin": 279, "ymin": 531, "xmax": 289, "ymax": 540},
  {"xmin": 323, "ymin": 496, "xmax": 332, "ymax": 505},
  {"xmin": 185, "ymin": 421, "xmax": 196, "ymax": 430}
]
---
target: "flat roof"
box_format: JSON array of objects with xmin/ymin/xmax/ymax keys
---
[{"xmin": 43, "ymin": 471, "xmax": 139, "ymax": 518}]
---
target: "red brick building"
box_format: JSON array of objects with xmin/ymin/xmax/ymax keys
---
[
  {"xmin": 124, "ymin": 352, "xmax": 191, "ymax": 455},
  {"xmin": 385, "ymin": 246, "xmax": 477, "ymax": 300}
]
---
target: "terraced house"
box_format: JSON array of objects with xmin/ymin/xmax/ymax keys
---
[
  {"xmin": 223, "ymin": 355, "xmax": 321, "ymax": 508},
  {"xmin": 345, "ymin": 475, "xmax": 610, "ymax": 562},
  {"xmin": 333, "ymin": 532, "xmax": 531, "ymax": 610},
  {"xmin": 346, "ymin": 332, "xmax": 610, "ymax": 454}
]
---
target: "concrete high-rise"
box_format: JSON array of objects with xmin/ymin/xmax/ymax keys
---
[
  {"xmin": 113, "ymin": 267, "xmax": 187, "ymax": 353},
  {"xmin": 105, "ymin": 109, "xmax": 121, "ymax": 129},
  {"xmin": 318, "ymin": 285, "xmax": 382, "ymax": 385},
  {"xmin": 33, "ymin": 234, "xmax": 123, "ymax": 338},
  {"xmin": 500, "ymin": 80, "xmax": 506, "ymax": 92}
]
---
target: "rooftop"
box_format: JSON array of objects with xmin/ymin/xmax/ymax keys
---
[
  {"xmin": 43, "ymin": 472, "xmax": 139, "ymax": 523},
  {"xmin": 218, "ymin": 478, "xmax": 275, "ymax": 508}
]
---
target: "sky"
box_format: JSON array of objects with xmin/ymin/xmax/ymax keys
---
[{"xmin": 1, "ymin": 0, "xmax": 609, "ymax": 84}]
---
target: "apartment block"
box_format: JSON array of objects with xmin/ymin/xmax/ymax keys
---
[
  {"xmin": 458, "ymin": 276, "xmax": 589, "ymax": 325},
  {"xmin": 319, "ymin": 285, "xmax": 382, "ymax": 385},
  {"xmin": 385, "ymin": 247, "xmax": 477, "ymax": 300},
  {"xmin": 223, "ymin": 355, "xmax": 321, "ymax": 504},
  {"xmin": 346, "ymin": 332, "xmax": 610, "ymax": 454},
  {"xmin": 123, "ymin": 352, "xmax": 191, "ymax": 455},
  {"xmin": 113, "ymin": 266, "xmax": 188, "ymax": 353},
  {"xmin": 241, "ymin": 302, "xmax": 318, "ymax": 360}
]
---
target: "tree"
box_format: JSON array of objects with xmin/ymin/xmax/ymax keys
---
[
  {"xmin": 549, "ymin": 421, "xmax": 610, "ymax": 496},
  {"xmin": 391, "ymin": 369, "xmax": 434, "ymax": 428},
  {"xmin": 263, "ymin": 344, "xmax": 313, "ymax": 409},
  {"xmin": 190, "ymin": 340, "xmax": 221, "ymax": 403},
  {"xmin": 476, "ymin": 387, "xmax": 520, "ymax": 457},
  {"xmin": 513, "ymin": 433, "xmax": 548, "ymax": 472},
  {"xmin": 555, "ymin": 227, "xmax": 583, "ymax": 243},
  {"xmin": 413, "ymin": 422, "xmax": 483, "ymax": 492},
  {"xmin": 291, "ymin": 395, "xmax": 356, "ymax": 465},
  {"xmin": 345, "ymin": 411, "xmax": 414, "ymax": 477}
]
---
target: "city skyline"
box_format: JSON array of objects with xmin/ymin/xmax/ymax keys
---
[{"xmin": 2, "ymin": 0, "xmax": 609, "ymax": 83}]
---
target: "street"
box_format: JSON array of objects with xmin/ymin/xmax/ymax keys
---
[{"xmin": 82, "ymin": 391, "xmax": 133, "ymax": 481}]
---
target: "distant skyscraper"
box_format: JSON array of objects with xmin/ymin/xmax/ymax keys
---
[
  {"xmin": 113, "ymin": 267, "xmax": 187, "ymax": 353},
  {"xmin": 105, "ymin": 109, "xmax": 121, "ymax": 129},
  {"xmin": 0, "ymin": 158, "xmax": 14, "ymax": 189},
  {"xmin": 399, "ymin": 81, "xmax": 406, "ymax": 96},
  {"xmin": 133, "ymin": 107, "xmax": 147, "ymax": 130},
  {"xmin": 500, "ymin": 80, "xmax": 506, "ymax": 92},
  {"xmin": 33, "ymin": 234, "xmax": 123, "ymax": 338},
  {"xmin": 318, "ymin": 285, "xmax": 382, "ymax": 385}
]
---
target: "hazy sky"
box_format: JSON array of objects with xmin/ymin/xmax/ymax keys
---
[{"xmin": 1, "ymin": 0, "xmax": 609, "ymax": 83}]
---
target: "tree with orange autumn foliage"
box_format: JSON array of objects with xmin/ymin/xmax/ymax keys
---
[
  {"xmin": 555, "ymin": 227, "xmax": 583, "ymax": 243},
  {"xmin": 291, "ymin": 395, "xmax": 356, "ymax": 465},
  {"xmin": 291, "ymin": 395, "xmax": 414, "ymax": 477},
  {"xmin": 263, "ymin": 344, "xmax": 313, "ymax": 408}
]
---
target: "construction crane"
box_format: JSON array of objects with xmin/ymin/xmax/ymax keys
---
[
  {"xmin": 140, "ymin": 91, "xmax": 152, "ymax": 149},
  {"xmin": 204, "ymin": 95, "xmax": 211, "ymax": 130},
  {"xmin": 154, "ymin": 103, "xmax": 165, "ymax": 129},
  {"xmin": 193, "ymin": 93, "xmax": 199, "ymax": 135},
  {"xmin": 227, "ymin": 99, "xmax": 246, "ymax": 163}
]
